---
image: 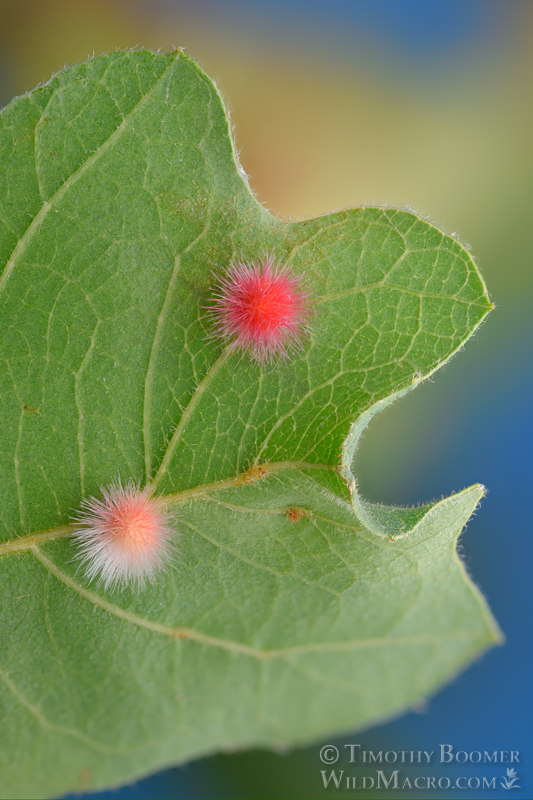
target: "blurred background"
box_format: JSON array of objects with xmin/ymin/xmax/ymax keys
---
[{"xmin": 1, "ymin": 0, "xmax": 531, "ymax": 797}]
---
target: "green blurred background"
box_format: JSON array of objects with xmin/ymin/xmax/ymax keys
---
[{"xmin": 1, "ymin": 1, "xmax": 531, "ymax": 797}]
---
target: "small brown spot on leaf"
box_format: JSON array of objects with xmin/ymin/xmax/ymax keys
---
[
  {"xmin": 78, "ymin": 769, "xmax": 90, "ymax": 790},
  {"xmin": 234, "ymin": 465, "xmax": 268, "ymax": 486}
]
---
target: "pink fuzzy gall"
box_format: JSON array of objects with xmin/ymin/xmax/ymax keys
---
[
  {"xmin": 71, "ymin": 480, "xmax": 174, "ymax": 591},
  {"xmin": 206, "ymin": 257, "xmax": 311, "ymax": 362}
]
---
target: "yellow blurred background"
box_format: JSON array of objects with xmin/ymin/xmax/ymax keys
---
[{"xmin": 2, "ymin": 0, "xmax": 532, "ymax": 251}]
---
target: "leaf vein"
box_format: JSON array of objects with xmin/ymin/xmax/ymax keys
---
[
  {"xmin": 0, "ymin": 51, "xmax": 180, "ymax": 298},
  {"xmin": 30, "ymin": 546, "xmax": 483, "ymax": 660}
]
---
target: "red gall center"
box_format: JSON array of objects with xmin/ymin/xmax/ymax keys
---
[
  {"xmin": 106, "ymin": 498, "xmax": 160, "ymax": 554},
  {"xmin": 233, "ymin": 272, "xmax": 298, "ymax": 336},
  {"xmin": 210, "ymin": 259, "xmax": 309, "ymax": 360}
]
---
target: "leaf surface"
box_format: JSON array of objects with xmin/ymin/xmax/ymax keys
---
[{"xmin": 0, "ymin": 50, "xmax": 499, "ymax": 799}]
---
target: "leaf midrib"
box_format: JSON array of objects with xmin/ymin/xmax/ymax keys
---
[{"xmin": 0, "ymin": 459, "xmax": 337, "ymax": 555}]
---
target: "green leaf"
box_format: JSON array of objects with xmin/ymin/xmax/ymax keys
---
[{"xmin": 0, "ymin": 50, "xmax": 500, "ymax": 799}]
